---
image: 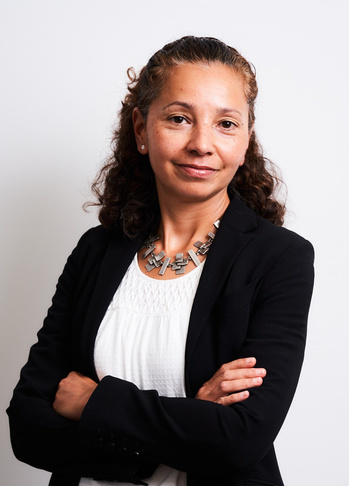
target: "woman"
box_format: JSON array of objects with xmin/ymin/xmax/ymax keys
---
[{"xmin": 7, "ymin": 36, "xmax": 314, "ymax": 486}]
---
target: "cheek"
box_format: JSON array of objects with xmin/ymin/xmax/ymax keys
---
[
  {"xmin": 223, "ymin": 141, "xmax": 248, "ymax": 167},
  {"xmin": 235, "ymin": 135, "xmax": 251, "ymax": 160},
  {"xmin": 147, "ymin": 142, "xmax": 172, "ymax": 177},
  {"xmin": 148, "ymin": 133, "xmax": 179, "ymax": 163}
]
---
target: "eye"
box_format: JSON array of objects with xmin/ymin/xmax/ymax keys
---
[
  {"xmin": 220, "ymin": 120, "xmax": 237, "ymax": 130},
  {"xmin": 169, "ymin": 115, "xmax": 187, "ymax": 124}
]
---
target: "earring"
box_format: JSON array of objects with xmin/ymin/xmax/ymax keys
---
[{"xmin": 141, "ymin": 144, "xmax": 145, "ymax": 150}]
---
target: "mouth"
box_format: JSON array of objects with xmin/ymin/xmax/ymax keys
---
[{"xmin": 174, "ymin": 163, "xmax": 217, "ymax": 179}]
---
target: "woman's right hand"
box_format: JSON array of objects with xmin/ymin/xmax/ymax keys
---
[{"xmin": 195, "ymin": 357, "xmax": 266, "ymax": 406}]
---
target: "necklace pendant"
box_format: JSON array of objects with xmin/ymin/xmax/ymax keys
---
[
  {"xmin": 145, "ymin": 255, "xmax": 160, "ymax": 272},
  {"xmin": 175, "ymin": 265, "xmax": 186, "ymax": 275},
  {"xmin": 145, "ymin": 262, "xmax": 156, "ymax": 272},
  {"xmin": 143, "ymin": 244, "xmax": 155, "ymax": 259},
  {"xmin": 188, "ymin": 249, "xmax": 201, "ymax": 267},
  {"xmin": 155, "ymin": 250, "xmax": 166, "ymax": 261},
  {"xmin": 159, "ymin": 257, "xmax": 171, "ymax": 275},
  {"xmin": 193, "ymin": 241, "xmax": 203, "ymax": 248}
]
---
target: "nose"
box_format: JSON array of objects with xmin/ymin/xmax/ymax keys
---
[{"xmin": 186, "ymin": 123, "xmax": 214, "ymax": 156}]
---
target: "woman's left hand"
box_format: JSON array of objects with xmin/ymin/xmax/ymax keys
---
[{"xmin": 53, "ymin": 371, "xmax": 98, "ymax": 421}]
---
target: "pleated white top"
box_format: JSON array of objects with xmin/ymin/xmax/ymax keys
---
[{"xmin": 79, "ymin": 253, "xmax": 205, "ymax": 486}]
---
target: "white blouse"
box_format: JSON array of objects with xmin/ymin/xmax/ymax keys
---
[{"xmin": 79, "ymin": 254, "xmax": 205, "ymax": 486}]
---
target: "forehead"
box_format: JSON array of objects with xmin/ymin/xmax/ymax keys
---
[{"xmin": 153, "ymin": 62, "xmax": 248, "ymax": 110}]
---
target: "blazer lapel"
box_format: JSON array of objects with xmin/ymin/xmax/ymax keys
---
[
  {"xmin": 79, "ymin": 230, "xmax": 144, "ymax": 380},
  {"xmin": 185, "ymin": 197, "xmax": 257, "ymax": 394}
]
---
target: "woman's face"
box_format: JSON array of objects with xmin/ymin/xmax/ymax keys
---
[{"xmin": 133, "ymin": 62, "xmax": 252, "ymax": 208}]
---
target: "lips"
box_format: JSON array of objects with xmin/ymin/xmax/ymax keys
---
[{"xmin": 174, "ymin": 163, "xmax": 217, "ymax": 179}]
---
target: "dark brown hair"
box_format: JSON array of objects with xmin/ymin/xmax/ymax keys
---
[{"xmin": 89, "ymin": 36, "xmax": 285, "ymax": 236}]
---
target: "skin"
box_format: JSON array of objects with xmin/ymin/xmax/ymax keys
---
[{"xmin": 53, "ymin": 62, "xmax": 266, "ymax": 420}]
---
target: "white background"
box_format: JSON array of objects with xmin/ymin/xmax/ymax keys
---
[{"xmin": 1, "ymin": 0, "xmax": 348, "ymax": 484}]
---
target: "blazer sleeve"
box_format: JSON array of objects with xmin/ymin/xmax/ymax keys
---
[
  {"xmin": 78, "ymin": 236, "xmax": 315, "ymax": 476},
  {"xmin": 6, "ymin": 228, "xmax": 154, "ymax": 483}
]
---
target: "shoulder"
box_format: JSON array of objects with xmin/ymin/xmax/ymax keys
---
[
  {"xmin": 221, "ymin": 201, "xmax": 315, "ymax": 303},
  {"xmin": 222, "ymin": 197, "xmax": 314, "ymax": 265},
  {"xmin": 69, "ymin": 224, "xmax": 127, "ymax": 266},
  {"xmin": 76, "ymin": 224, "xmax": 112, "ymax": 247},
  {"xmin": 72, "ymin": 225, "xmax": 111, "ymax": 255},
  {"xmin": 256, "ymin": 213, "xmax": 313, "ymax": 253},
  {"xmin": 253, "ymin": 217, "xmax": 315, "ymax": 284}
]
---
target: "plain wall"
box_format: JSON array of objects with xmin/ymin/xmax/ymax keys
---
[{"xmin": 1, "ymin": 0, "xmax": 348, "ymax": 484}]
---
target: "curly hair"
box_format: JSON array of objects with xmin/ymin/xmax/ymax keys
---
[{"xmin": 89, "ymin": 36, "xmax": 285, "ymax": 236}]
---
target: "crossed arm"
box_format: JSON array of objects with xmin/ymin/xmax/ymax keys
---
[{"xmin": 53, "ymin": 357, "xmax": 267, "ymax": 421}]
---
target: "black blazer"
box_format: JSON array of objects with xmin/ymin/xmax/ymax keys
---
[{"xmin": 7, "ymin": 197, "xmax": 315, "ymax": 486}]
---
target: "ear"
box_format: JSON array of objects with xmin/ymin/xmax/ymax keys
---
[{"xmin": 132, "ymin": 107, "xmax": 148, "ymax": 154}]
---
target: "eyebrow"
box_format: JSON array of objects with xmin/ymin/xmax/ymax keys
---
[{"xmin": 162, "ymin": 101, "xmax": 243, "ymax": 117}]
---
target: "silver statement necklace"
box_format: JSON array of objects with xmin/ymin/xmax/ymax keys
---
[{"xmin": 141, "ymin": 220, "xmax": 220, "ymax": 276}]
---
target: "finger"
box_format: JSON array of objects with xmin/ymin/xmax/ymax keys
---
[
  {"xmin": 217, "ymin": 390, "xmax": 250, "ymax": 407},
  {"xmin": 218, "ymin": 367, "xmax": 267, "ymax": 381},
  {"xmin": 205, "ymin": 367, "xmax": 266, "ymax": 394},
  {"xmin": 198, "ymin": 375, "xmax": 264, "ymax": 403},
  {"xmin": 219, "ymin": 357, "xmax": 257, "ymax": 373},
  {"xmin": 217, "ymin": 376, "xmax": 264, "ymax": 395}
]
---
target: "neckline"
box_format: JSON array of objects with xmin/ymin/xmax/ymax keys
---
[{"xmin": 133, "ymin": 253, "xmax": 205, "ymax": 283}]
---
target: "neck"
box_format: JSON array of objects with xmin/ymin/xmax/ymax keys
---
[{"xmin": 155, "ymin": 193, "xmax": 230, "ymax": 256}]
